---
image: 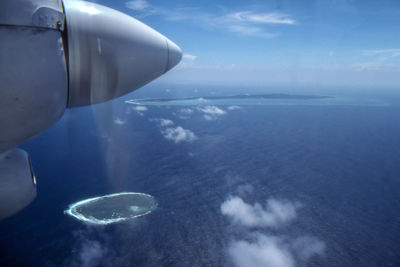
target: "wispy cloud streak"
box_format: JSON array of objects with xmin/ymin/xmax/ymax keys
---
[
  {"xmin": 356, "ymin": 48, "xmax": 400, "ymax": 71},
  {"xmin": 226, "ymin": 11, "xmax": 296, "ymax": 25},
  {"xmin": 362, "ymin": 49, "xmax": 400, "ymax": 57},
  {"xmin": 126, "ymin": 0, "xmax": 149, "ymax": 11},
  {"xmin": 125, "ymin": 1, "xmax": 296, "ymax": 38}
]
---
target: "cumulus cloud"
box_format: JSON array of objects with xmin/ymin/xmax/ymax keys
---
[
  {"xmin": 221, "ymin": 194, "xmax": 325, "ymax": 267},
  {"xmin": 159, "ymin": 119, "xmax": 174, "ymax": 126},
  {"xmin": 197, "ymin": 105, "xmax": 226, "ymax": 120},
  {"xmin": 176, "ymin": 108, "xmax": 194, "ymax": 119},
  {"xmin": 150, "ymin": 117, "xmax": 197, "ymax": 143},
  {"xmin": 228, "ymin": 234, "xmax": 295, "ymax": 267},
  {"xmin": 132, "ymin": 105, "xmax": 148, "ymax": 112},
  {"xmin": 179, "ymin": 108, "xmax": 194, "ymax": 115},
  {"xmin": 125, "ymin": 0, "xmax": 149, "ymax": 11},
  {"xmin": 203, "ymin": 114, "xmax": 215, "ymax": 121},
  {"xmin": 130, "ymin": 105, "xmax": 148, "ymax": 116},
  {"xmin": 198, "ymin": 105, "xmax": 226, "ymax": 115},
  {"xmin": 228, "ymin": 105, "xmax": 241, "ymax": 110},
  {"xmin": 161, "ymin": 126, "xmax": 197, "ymax": 143},
  {"xmin": 221, "ymin": 197, "xmax": 297, "ymax": 228},
  {"xmin": 114, "ymin": 118, "xmax": 126, "ymax": 125},
  {"xmin": 227, "ymin": 233, "xmax": 325, "ymax": 267},
  {"xmin": 150, "ymin": 118, "xmax": 174, "ymax": 127}
]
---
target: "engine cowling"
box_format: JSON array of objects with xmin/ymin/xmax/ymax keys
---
[
  {"xmin": 0, "ymin": 0, "xmax": 182, "ymax": 220},
  {"xmin": 0, "ymin": 149, "xmax": 37, "ymax": 220}
]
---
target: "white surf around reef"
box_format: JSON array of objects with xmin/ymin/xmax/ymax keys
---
[{"xmin": 65, "ymin": 192, "xmax": 157, "ymax": 225}]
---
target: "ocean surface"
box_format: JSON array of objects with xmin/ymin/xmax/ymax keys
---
[{"xmin": 1, "ymin": 85, "xmax": 400, "ymax": 267}]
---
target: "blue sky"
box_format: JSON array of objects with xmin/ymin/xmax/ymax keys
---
[{"xmin": 103, "ymin": 0, "xmax": 400, "ymax": 88}]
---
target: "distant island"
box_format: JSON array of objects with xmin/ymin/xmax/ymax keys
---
[
  {"xmin": 131, "ymin": 94, "xmax": 333, "ymax": 103},
  {"xmin": 125, "ymin": 94, "xmax": 388, "ymax": 107}
]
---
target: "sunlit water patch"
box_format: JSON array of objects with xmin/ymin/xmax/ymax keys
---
[
  {"xmin": 65, "ymin": 192, "xmax": 157, "ymax": 225},
  {"xmin": 126, "ymin": 94, "xmax": 388, "ymax": 107}
]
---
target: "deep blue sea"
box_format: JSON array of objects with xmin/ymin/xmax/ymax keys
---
[{"xmin": 1, "ymin": 85, "xmax": 400, "ymax": 267}]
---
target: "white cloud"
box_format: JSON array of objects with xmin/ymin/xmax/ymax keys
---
[
  {"xmin": 354, "ymin": 60, "xmax": 386, "ymax": 71},
  {"xmin": 228, "ymin": 234, "xmax": 295, "ymax": 267},
  {"xmin": 132, "ymin": 105, "xmax": 148, "ymax": 111},
  {"xmin": 227, "ymin": 233, "xmax": 325, "ymax": 267},
  {"xmin": 78, "ymin": 240, "xmax": 107, "ymax": 267},
  {"xmin": 126, "ymin": 4, "xmax": 295, "ymax": 38},
  {"xmin": 161, "ymin": 126, "xmax": 197, "ymax": 143},
  {"xmin": 221, "ymin": 196, "xmax": 297, "ymax": 228},
  {"xmin": 179, "ymin": 108, "xmax": 194, "ymax": 115},
  {"xmin": 150, "ymin": 118, "xmax": 197, "ymax": 143},
  {"xmin": 362, "ymin": 49, "xmax": 400, "ymax": 57},
  {"xmin": 227, "ymin": 25, "xmax": 277, "ymax": 38},
  {"xmin": 64, "ymin": 230, "xmax": 113, "ymax": 267},
  {"xmin": 198, "ymin": 105, "xmax": 226, "ymax": 115},
  {"xmin": 203, "ymin": 114, "xmax": 215, "ymax": 121},
  {"xmin": 176, "ymin": 108, "xmax": 194, "ymax": 119},
  {"xmin": 151, "ymin": 118, "xmax": 174, "ymax": 127},
  {"xmin": 228, "ymin": 105, "xmax": 241, "ymax": 110},
  {"xmin": 227, "ymin": 11, "xmax": 296, "ymax": 25},
  {"xmin": 356, "ymin": 49, "xmax": 400, "ymax": 71},
  {"xmin": 177, "ymin": 54, "xmax": 198, "ymax": 69},
  {"xmin": 114, "ymin": 118, "xmax": 126, "ymax": 125},
  {"xmin": 183, "ymin": 54, "xmax": 197, "ymax": 61},
  {"xmin": 208, "ymin": 11, "xmax": 293, "ymax": 38},
  {"xmin": 291, "ymin": 236, "xmax": 326, "ymax": 262},
  {"xmin": 125, "ymin": 0, "xmax": 149, "ymax": 11},
  {"xmin": 221, "ymin": 194, "xmax": 325, "ymax": 267},
  {"xmin": 198, "ymin": 105, "xmax": 226, "ymax": 120},
  {"xmin": 130, "ymin": 105, "xmax": 148, "ymax": 116},
  {"xmin": 159, "ymin": 119, "xmax": 174, "ymax": 127}
]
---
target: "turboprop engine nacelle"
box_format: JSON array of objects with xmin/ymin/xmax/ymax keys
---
[{"xmin": 0, "ymin": 0, "xmax": 182, "ymax": 219}]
